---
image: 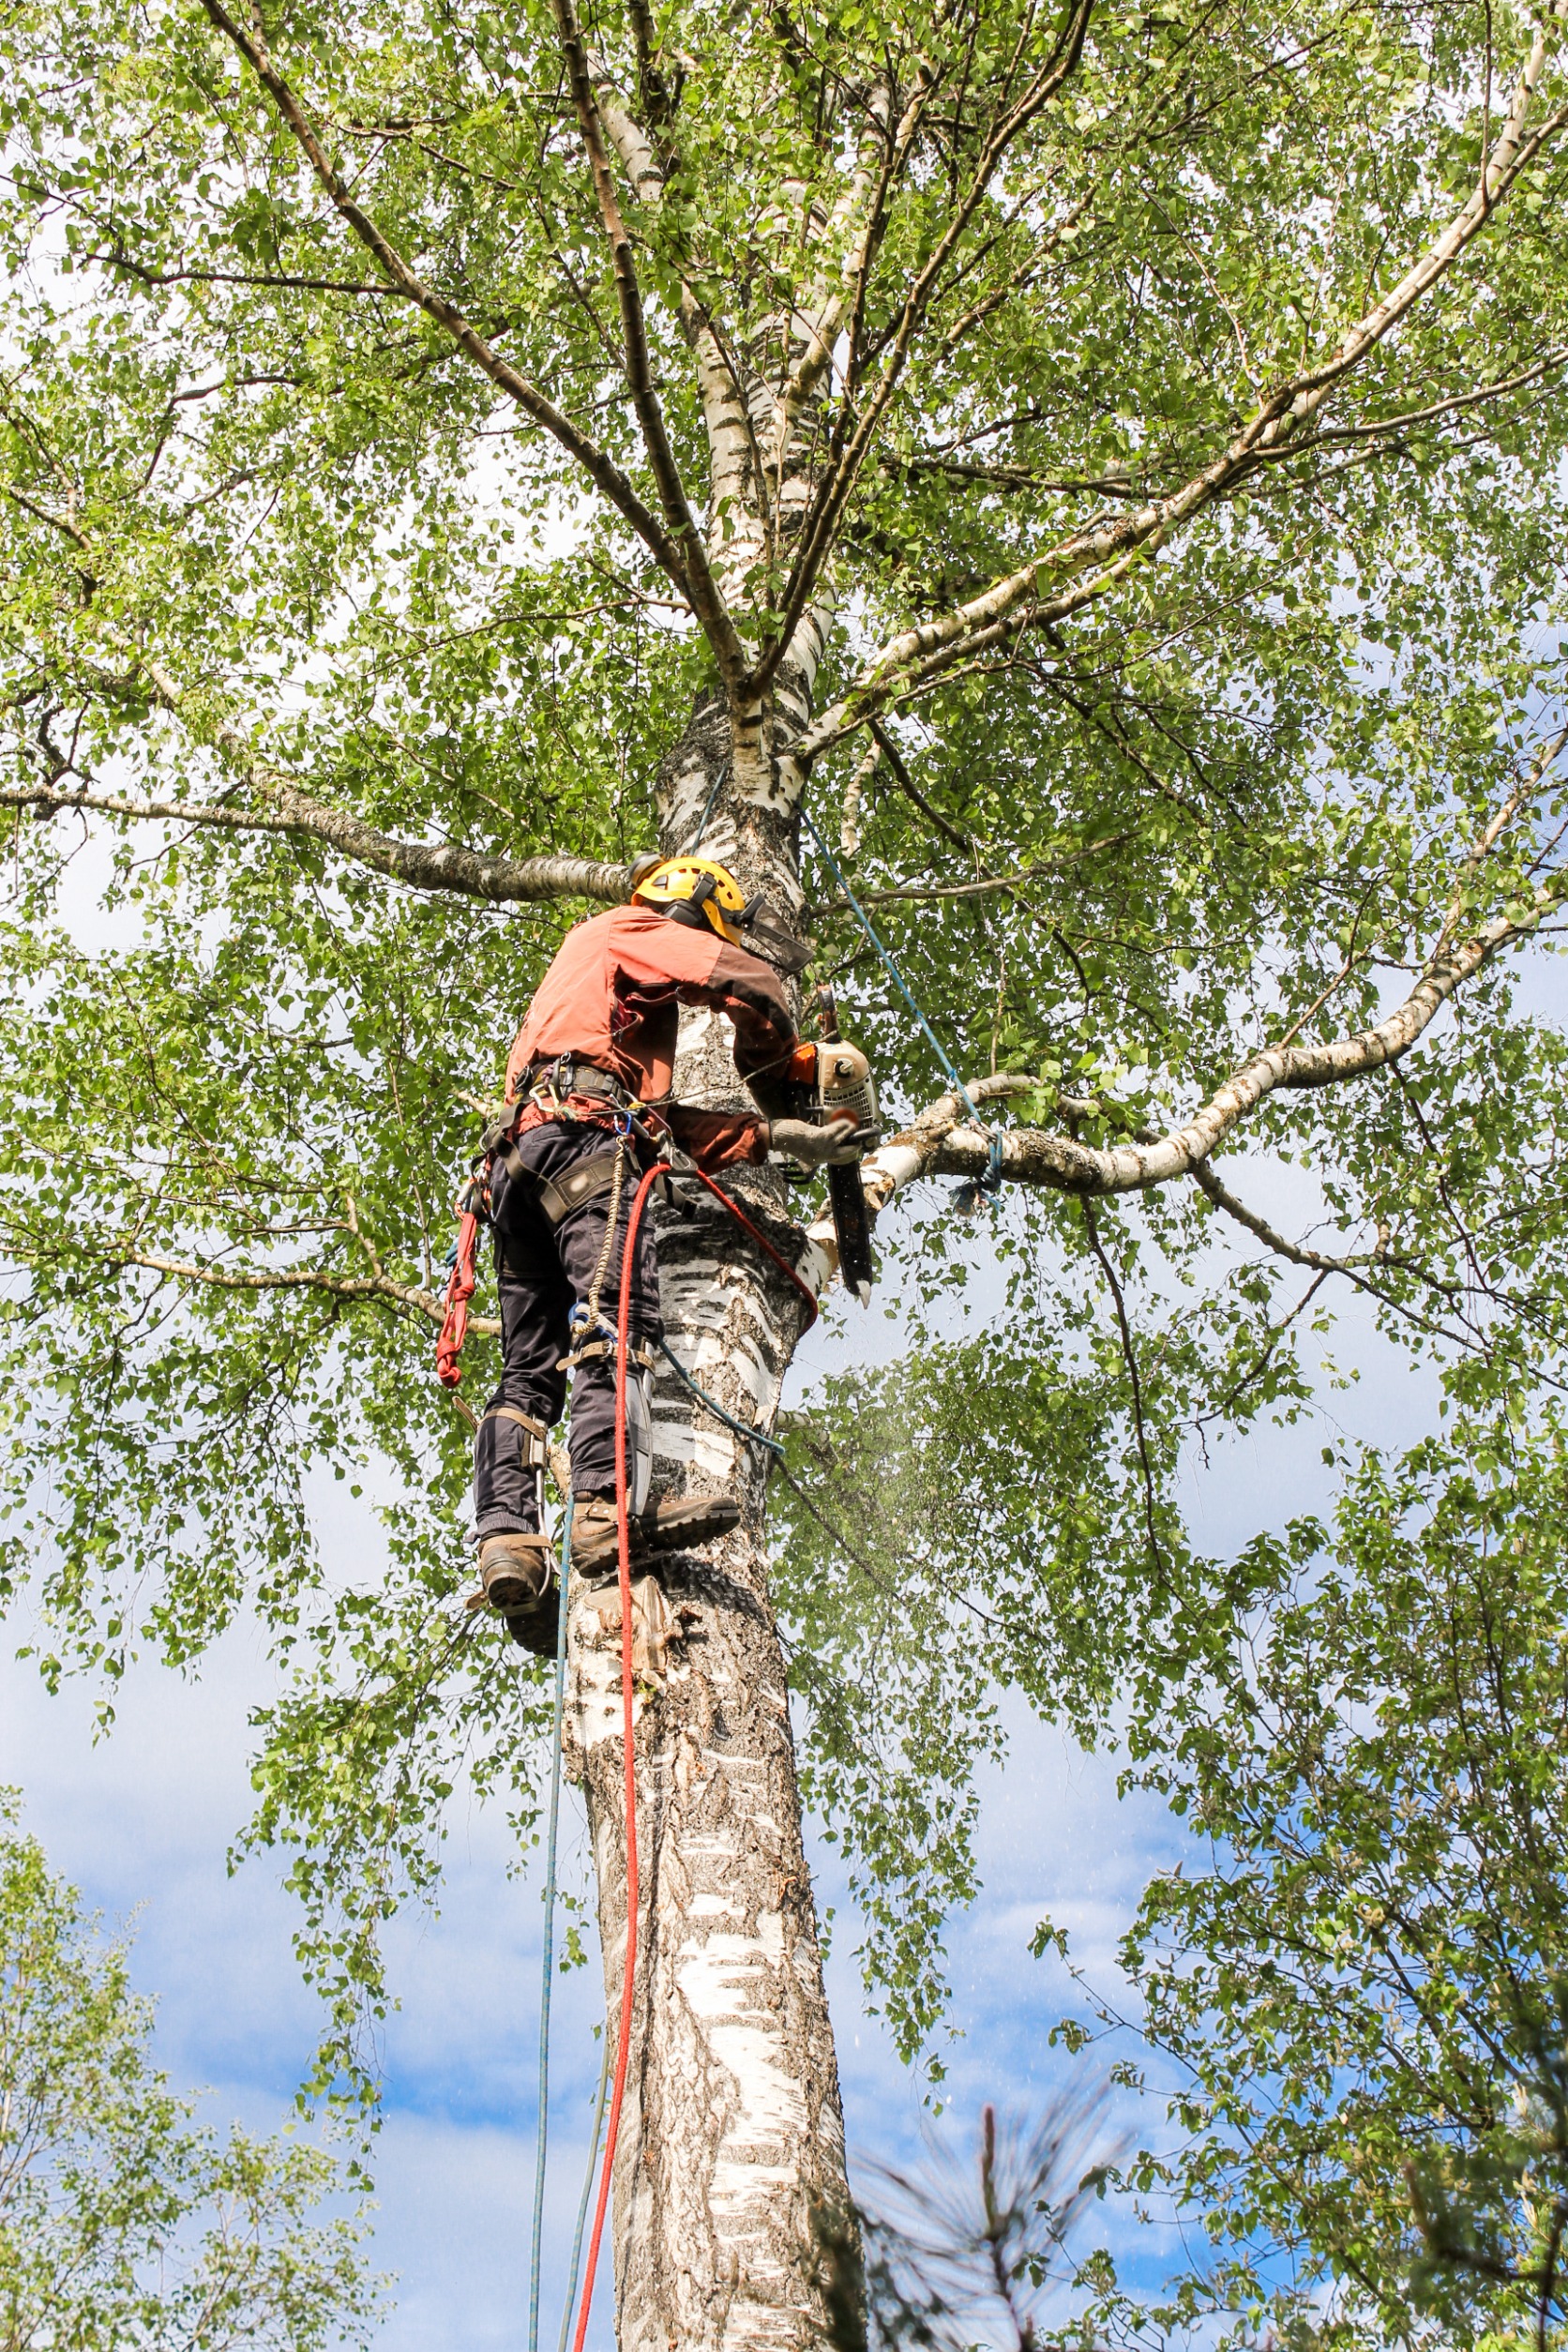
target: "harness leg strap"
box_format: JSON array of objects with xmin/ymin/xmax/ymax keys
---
[
  {"xmin": 479, "ymin": 1403, "xmax": 551, "ymax": 1465},
  {"xmin": 495, "ymin": 1147, "xmax": 628, "ymax": 1244},
  {"xmin": 534, "ymin": 1148, "xmax": 626, "ymax": 1229}
]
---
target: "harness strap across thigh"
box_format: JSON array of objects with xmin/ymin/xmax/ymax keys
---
[{"xmin": 496, "ymin": 1146, "xmax": 627, "ymax": 1277}]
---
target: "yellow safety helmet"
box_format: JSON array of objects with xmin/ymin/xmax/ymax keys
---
[{"xmin": 627, "ymin": 853, "xmax": 761, "ymax": 947}]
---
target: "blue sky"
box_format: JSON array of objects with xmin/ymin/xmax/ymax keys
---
[{"xmin": 0, "ymin": 1133, "xmax": 1458, "ymax": 2351}]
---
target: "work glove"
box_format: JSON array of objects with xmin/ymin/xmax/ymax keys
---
[{"xmin": 767, "ymin": 1116, "xmax": 867, "ymax": 1168}]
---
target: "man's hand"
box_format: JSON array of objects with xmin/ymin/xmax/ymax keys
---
[{"xmin": 766, "ymin": 1115, "xmax": 867, "ymax": 1168}]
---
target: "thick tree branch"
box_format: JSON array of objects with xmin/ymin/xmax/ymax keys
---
[
  {"xmin": 197, "ymin": 0, "xmax": 692, "ymax": 597},
  {"xmin": 774, "ymin": 76, "xmax": 910, "ymax": 444},
  {"xmin": 795, "ymin": 7, "xmax": 1568, "ymax": 758},
  {"xmin": 123, "ymin": 1252, "xmax": 444, "ymax": 1314},
  {"xmin": 546, "ymin": 0, "xmax": 747, "ymax": 688},
  {"xmin": 586, "ymin": 62, "xmax": 767, "ymax": 580},
  {"xmin": 3, "ymin": 1240, "xmax": 509, "ymax": 1336},
  {"xmin": 797, "ymin": 1073, "xmax": 1034, "ymax": 1295},
  {"xmin": 0, "ymin": 772, "xmax": 628, "ymax": 907},
  {"xmin": 591, "ymin": 70, "xmax": 667, "ymax": 203}
]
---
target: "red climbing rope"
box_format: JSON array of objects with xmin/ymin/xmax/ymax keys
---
[
  {"xmin": 435, "ymin": 1195, "xmax": 482, "ymax": 1389},
  {"xmin": 569, "ymin": 1157, "xmax": 661, "ymax": 2352},
  {"xmin": 565, "ymin": 1155, "xmax": 819, "ymax": 2348}
]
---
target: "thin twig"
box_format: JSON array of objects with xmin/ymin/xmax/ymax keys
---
[{"xmin": 1079, "ymin": 1199, "xmax": 1165, "ymax": 1577}]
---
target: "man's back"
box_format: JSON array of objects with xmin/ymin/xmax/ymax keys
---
[{"xmin": 505, "ymin": 903, "xmax": 793, "ymax": 1103}]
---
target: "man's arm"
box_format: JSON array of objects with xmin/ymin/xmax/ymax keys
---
[
  {"xmin": 699, "ymin": 939, "xmax": 799, "ymax": 1118},
  {"xmin": 614, "ymin": 912, "xmax": 860, "ymax": 1165}
]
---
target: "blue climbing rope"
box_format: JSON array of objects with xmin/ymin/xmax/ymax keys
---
[
  {"xmin": 684, "ymin": 761, "xmax": 729, "ymax": 854},
  {"xmin": 528, "ymin": 1494, "xmax": 574, "ymax": 2352},
  {"xmin": 799, "ymin": 805, "xmax": 1005, "ymax": 1194},
  {"xmin": 657, "ymin": 1335, "xmax": 786, "ymax": 1459},
  {"xmin": 557, "ymin": 2034, "xmax": 612, "ymax": 2352}
]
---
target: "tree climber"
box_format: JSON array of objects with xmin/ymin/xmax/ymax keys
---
[{"xmin": 470, "ymin": 853, "xmax": 868, "ymax": 1656}]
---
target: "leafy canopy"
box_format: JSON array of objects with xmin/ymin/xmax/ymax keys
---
[
  {"xmin": 0, "ymin": 0, "xmax": 1567, "ymax": 2324},
  {"xmin": 0, "ymin": 1790, "xmax": 379, "ymax": 2351}
]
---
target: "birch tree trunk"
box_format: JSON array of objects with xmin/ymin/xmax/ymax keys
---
[{"xmin": 562, "ymin": 703, "xmax": 850, "ymax": 2348}]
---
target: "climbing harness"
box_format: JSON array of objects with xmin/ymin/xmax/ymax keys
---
[
  {"xmin": 436, "ymin": 1079, "xmax": 644, "ymax": 1392},
  {"xmin": 800, "ymin": 804, "xmax": 1007, "ymax": 1202},
  {"xmin": 475, "ymin": 1405, "xmax": 552, "ymax": 1577},
  {"xmin": 528, "ymin": 1493, "xmax": 574, "ymax": 2352}
]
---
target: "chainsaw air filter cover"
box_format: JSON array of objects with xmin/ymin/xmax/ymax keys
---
[{"xmin": 814, "ymin": 1041, "xmax": 879, "ymax": 1139}]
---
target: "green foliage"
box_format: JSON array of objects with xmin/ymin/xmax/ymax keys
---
[
  {"xmin": 812, "ymin": 2096, "xmax": 1120, "ymax": 2352},
  {"xmin": 1096, "ymin": 1404, "xmax": 1568, "ymax": 2349},
  {"xmin": 0, "ymin": 1789, "xmax": 380, "ymax": 2350},
  {"xmin": 1, "ymin": 0, "xmax": 1567, "ymax": 2324}
]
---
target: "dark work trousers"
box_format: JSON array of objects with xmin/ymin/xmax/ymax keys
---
[{"xmin": 473, "ymin": 1119, "xmax": 663, "ymax": 1541}]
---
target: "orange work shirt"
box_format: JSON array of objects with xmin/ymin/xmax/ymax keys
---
[{"xmin": 504, "ymin": 905, "xmax": 798, "ymax": 1168}]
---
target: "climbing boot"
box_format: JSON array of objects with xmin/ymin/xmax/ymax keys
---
[
  {"xmin": 477, "ymin": 1531, "xmax": 554, "ymax": 1612},
  {"xmin": 568, "ymin": 1493, "xmax": 741, "ymax": 1575}
]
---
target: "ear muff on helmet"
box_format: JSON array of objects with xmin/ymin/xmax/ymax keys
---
[{"xmin": 626, "ymin": 854, "xmax": 753, "ymax": 946}]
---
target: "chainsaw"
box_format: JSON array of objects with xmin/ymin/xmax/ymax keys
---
[{"xmin": 791, "ymin": 984, "xmax": 880, "ymax": 1305}]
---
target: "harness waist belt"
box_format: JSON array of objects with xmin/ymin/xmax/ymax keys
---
[{"xmin": 531, "ymin": 1057, "xmax": 637, "ymax": 1108}]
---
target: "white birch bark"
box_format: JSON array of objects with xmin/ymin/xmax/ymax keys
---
[{"xmin": 559, "ymin": 737, "xmax": 851, "ymax": 2348}]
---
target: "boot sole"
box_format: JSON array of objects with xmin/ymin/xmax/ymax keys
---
[
  {"xmin": 504, "ymin": 1598, "xmax": 562, "ymax": 1658},
  {"xmin": 477, "ymin": 1541, "xmax": 555, "ymax": 1613},
  {"xmin": 482, "ymin": 1573, "xmax": 536, "ymax": 1609}
]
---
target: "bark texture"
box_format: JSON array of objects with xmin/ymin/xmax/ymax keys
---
[{"xmin": 560, "ymin": 702, "xmax": 849, "ymax": 2348}]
